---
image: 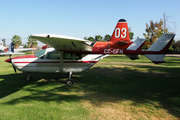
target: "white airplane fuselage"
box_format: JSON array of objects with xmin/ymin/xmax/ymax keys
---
[{"xmin": 10, "ymin": 48, "xmax": 106, "ymax": 73}]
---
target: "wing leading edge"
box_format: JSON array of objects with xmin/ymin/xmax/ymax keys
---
[{"xmin": 31, "ymin": 34, "xmax": 93, "ymax": 53}]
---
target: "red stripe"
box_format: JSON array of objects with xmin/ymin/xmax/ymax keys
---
[
  {"xmin": 12, "ymin": 54, "xmax": 37, "ymax": 59},
  {"xmin": 14, "ymin": 61, "xmax": 98, "ymax": 64}
]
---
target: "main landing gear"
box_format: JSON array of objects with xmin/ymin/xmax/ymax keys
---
[
  {"xmin": 66, "ymin": 71, "xmax": 74, "ymax": 85},
  {"xmin": 25, "ymin": 74, "xmax": 32, "ymax": 81},
  {"xmin": 24, "ymin": 72, "xmax": 74, "ymax": 85}
]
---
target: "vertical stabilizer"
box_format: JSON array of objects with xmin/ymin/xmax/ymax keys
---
[
  {"xmin": 109, "ymin": 19, "xmax": 130, "ymax": 43},
  {"xmin": 9, "ymin": 42, "xmax": 14, "ymax": 53},
  {"xmin": 145, "ymin": 33, "xmax": 175, "ymax": 64}
]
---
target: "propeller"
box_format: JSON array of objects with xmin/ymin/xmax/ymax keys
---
[{"xmin": 9, "ymin": 55, "xmax": 17, "ymax": 74}]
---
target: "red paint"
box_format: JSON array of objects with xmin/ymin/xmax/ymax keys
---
[
  {"xmin": 5, "ymin": 58, "xmax": 11, "ymax": 63},
  {"xmin": 109, "ymin": 20, "xmax": 130, "ymax": 43},
  {"xmin": 42, "ymin": 45, "xmax": 50, "ymax": 49},
  {"xmin": 12, "ymin": 54, "xmax": 37, "ymax": 59},
  {"xmin": 92, "ymin": 19, "xmax": 133, "ymax": 53}
]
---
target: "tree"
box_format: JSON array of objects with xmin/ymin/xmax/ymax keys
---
[
  {"xmin": 84, "ymin": 37, "xmax": 88, "ymax": 40},
  {"xmin": 104, "ymin": 34, "xmax": 111, "ymax": 41},
  {"xmin": 95, "ymin": 35, "xmax": 103, "ymax": 41},
  {"xmin": 142, "ymin": 19, "xmax": 166, "ymax": 50},
  {"xmin": 12, "ymin": 35, "xmax": 22, "ymax": 48},
  {"xmin": 27, "ymin": 36, "xmax": 38, "ymax": 48},
  {"xmin": 172, "ymin": 40, "xmax": 180, "ymax": 53},
  {"xmin": 87, "ymin": 37, "xmax": 95, "ymax": 41},
  {"xmin": 129, "ymin": 27, "xmax": 134, "ymax": 40},
  {"xmin": 143, "ymin": 19, "xmax": 164, "ymax": 43}
]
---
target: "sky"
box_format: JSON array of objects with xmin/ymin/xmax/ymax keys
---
[{"xmin": 0, "ymin": 0, "xmax": 180, "ymax": 45}]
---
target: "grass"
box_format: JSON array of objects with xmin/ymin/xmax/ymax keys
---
[{"xmin": 0, "ymin": 54, "xmax": 180, "ymax": 119}]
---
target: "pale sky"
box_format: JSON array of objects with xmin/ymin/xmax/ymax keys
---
[{"xmin": 0, "ymin": 0, "xmax": 180, "ymax": 45}]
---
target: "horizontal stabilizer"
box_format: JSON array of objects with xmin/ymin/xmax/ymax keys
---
[
  {"xmin": 117, "ymin": 41, "xmax": 128, "ymax": 44},
  {"xmin": 125, "ymin": 38, "xmax": 146, "ymax": 60},
  {"xmin": 145, "ymin": 54, "xmax": 165, "ymax": 64},
  {"xmin": 127, "ymin": 38, "xmax": 146, "ymax": 50}
]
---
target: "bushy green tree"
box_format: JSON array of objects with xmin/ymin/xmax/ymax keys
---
[
  {"xmin": 12, "ymin": 35, "xmax": 22, "ymax": 48},
  {"xmin": 87, "ymin": 37, "xmax": 95, "ymax": 41},
  {"xmin": 95, "ymin": 35, "xmax": 103, "ymax": 41},
  {"xmin": 129, "ymin": 27, "xmax": 134, "ymax": 40},
  {"xmin": 27, "ymin": 36, "xmax": 38, "ymax": 48},
  {"xmin": 104, "ymin": 34, "xmax": 111, "ymax": 41},
  {"xmin": 172, "ymin": 40, "xmax": 180, "ymax": 53},
  {"xmin": 143, "ymin": 19, "xmax": 172, "ymax": 50}
]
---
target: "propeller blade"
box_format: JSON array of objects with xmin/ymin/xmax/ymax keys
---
[
  {"xmin": 9, "ymin": 55, "xmax": 17, "ymax": 74},
  {"xmin": 12, "ymin": 64, "xmax": 17, "ymax": 73}
]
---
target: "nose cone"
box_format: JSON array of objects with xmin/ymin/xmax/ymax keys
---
[{"xmin": 5, "ymin": 58, "xmax": 11, "ymax": 63}]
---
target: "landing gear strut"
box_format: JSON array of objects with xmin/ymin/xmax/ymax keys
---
[
  {"xmin": 25, "ymin": 74, "xmax": 32, "ymax": 81},
  {"xmin": 66, "ymin": 71, "xmax": 74, "ymax": 85}
]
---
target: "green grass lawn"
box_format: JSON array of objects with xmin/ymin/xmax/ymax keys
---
[{"xmin": 0, "ymin": 55, "xmax": 180, "ymax": 119}]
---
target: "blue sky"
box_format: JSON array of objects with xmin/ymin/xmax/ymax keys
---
[{"xmin": 0, "ymin": 0, "xmax": 180, "ymax": 45}]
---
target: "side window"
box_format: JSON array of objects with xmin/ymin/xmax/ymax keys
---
[
  {"xmin": 46, "ymin": 52, "xmax": 60, "ymax": 59},
  {"xmin": 74, "ymin": 54, "xmax": 82, "ymax": 60},
  {"xmin": 63, "ymin": 53, "xmax": 73, "ymax": 60}
]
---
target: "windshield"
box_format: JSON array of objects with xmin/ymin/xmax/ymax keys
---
[{"xmin": 35, "ymin": 49, "xmax": 46, "ymax": 58}]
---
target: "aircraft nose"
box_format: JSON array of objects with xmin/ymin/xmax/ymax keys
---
[{"xmin": 5, "ymin": 58, "xmax": 11, "ymax": 63}]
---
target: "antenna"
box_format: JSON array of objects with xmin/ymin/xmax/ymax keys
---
[{"xmin": 163, "ymin": 13, "xmax": 166, "ymax": 33}]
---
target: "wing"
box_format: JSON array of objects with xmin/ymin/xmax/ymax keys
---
[
  {"xmin": 0, "ymin": 52, "xmax": 25, "ymax": 56},
  {"xmin": 14, "ymin": 48, "xmax": 37, "ymax": 52},
  {"xmin": 31, "ymin": 34, "xmax": 93, "ymax": 53}
]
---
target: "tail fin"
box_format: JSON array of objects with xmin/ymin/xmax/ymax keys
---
[
  {"xmin": 125, "ymin": 38, "xmax": 146, "ymax": 60},
  {"xmin": 109, "ymin": 19, "xmax": 130, "ymax": 44},
  {"xmin": 9, "ymin": 42, "xmax": 14, "ymax": 52},
  {"xmin": 145, "ymin": 33, "xmax": 175, "ymax": 64}
]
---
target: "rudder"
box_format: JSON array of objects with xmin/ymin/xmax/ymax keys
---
[
  {"xmin": 109, "ymin": 19, "xmax": 130, "ymax": 43},
  {"xmin": 145, "ymin": 33, "xmax": 175, "ymax": 64}
]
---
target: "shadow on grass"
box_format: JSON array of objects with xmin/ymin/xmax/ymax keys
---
[
  {"xmin": 0, "ymin": 62, "xmax": 180, "ymax": 118},
  {"xmin": 0, "ymin": 73, "xmax": 33, "ymax": 99}
]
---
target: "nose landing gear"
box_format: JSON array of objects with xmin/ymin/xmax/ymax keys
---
[{"xmin": 25, "ymin": 74, "xmax": 32, "ymax": 81}]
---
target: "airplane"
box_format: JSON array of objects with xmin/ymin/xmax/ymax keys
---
[
  {"xmin": 5, "ymin": 19, "xmax": 175, "ymax": 85},
  {"xmin": 0, "ymin": 42, "xmax": 25, "ymax": 55},
  {"xmin": 0, "ymin": 42, "xmax": 36, "ymax": 56},
  {"xmin": 14, "ymin": 47, "xmax": 37, "ymax": 52}
]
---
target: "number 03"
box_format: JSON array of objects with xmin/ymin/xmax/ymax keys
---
[{"xmin": 115, "ymin": 28, "xmax": 127, "ymax": 38}]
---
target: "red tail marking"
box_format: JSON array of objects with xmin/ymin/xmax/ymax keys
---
[
  {"xmin": 109, "ymin": 19, "xmax": 130, "ymax": 43},
  {"xmin": 42, "ymin": 45, "xmax": 50, "ymax": 50}
]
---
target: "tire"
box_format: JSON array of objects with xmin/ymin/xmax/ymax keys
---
[
  {"xmin": 25, "ymin": 75, "xmax": 32, "ymax": 81},
  {"xmin": 66, "ymin": 79, "xmax": 74, "ymax": 85}
]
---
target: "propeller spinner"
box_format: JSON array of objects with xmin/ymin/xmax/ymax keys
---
[{"xmin": 5, "ymin": 55, "xmax": 17, "ymax": 73}]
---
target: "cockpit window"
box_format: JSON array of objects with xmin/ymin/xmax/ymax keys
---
[
  {"xmin": 46, "ymin": 52, "xmax": 60, "ymax": 59},
  {"xmin": 35, "ymin": 49, "xmax": 46, "ymax": 58}
]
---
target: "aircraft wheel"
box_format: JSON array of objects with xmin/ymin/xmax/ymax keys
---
[
  {"xmin": 66, "ymin": 79, "xmax": 74, "ymax": 85},
  {"xmin": 25, "ymin": 75, "xmax": 32, "ymax": 81}
]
